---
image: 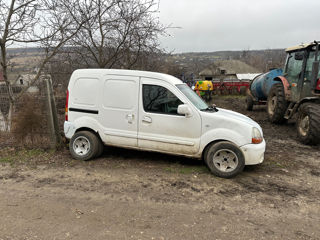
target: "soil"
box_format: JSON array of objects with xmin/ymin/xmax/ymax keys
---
[{"xmin": 0, "ymin": 96, "xmax": 319, "ymax": 240}]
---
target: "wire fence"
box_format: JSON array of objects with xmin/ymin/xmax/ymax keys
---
[{"xmin": 0, "ymin": 78, "xmax": 64, "ymax": 149}]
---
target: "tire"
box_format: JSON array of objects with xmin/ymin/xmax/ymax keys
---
[
  {"xmin": 246, "ymin": 95, "xmax": 254, "ymax": 111},
  {"xmin": 95, "ymin": 137, "xmax": 104, "ymax": 158},
  {"xmin": 69, "ymin": 131, "xmax": 99, "ymax": 161},
  {"xmin": 296, "ymin": 103, "xmax": 320, "ymax": 145},
  {"xmin": 267, "ymin": 83, "xmax": 288, "ymax": 123},
  {"xmin": 204, "ymin": 141, "xmax": 245, "ymax": 178}
]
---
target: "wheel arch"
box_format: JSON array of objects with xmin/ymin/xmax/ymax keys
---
[
  {"xmin": 201, "ymin": 139, "xmax": 245, "ymax": 161},
  {"xmin": 75, "ymin": 127, "xmax": 103, "ymax": 142},
  {"xmin": 71, "ymin": 116, "xmax": 103, "ymax": 140},
  {"xmin": 200, "ymin": 127, "xmax": 249, "ymax": 159},
  {"xmin": 273, "ymin": 76, "xmax": 291, "ymax": 100},
  {"xmin": 297, "ymin": 98, "xmax": 320, "ymax": 111},
  {"xmin": 201, "ymin": 139, "xmax": 225, "ymax": 160}
]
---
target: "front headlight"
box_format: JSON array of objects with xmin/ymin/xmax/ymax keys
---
[{"xmin": 252, "ymin": 127, "xmax": 263, "ymax": 144}]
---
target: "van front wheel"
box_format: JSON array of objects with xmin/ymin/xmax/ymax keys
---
[
  {"xmin": 70, "ymin": 131, "xmax": 99, "ymax": 161},
  {"xmin": 204, "ymin": 141, "xmax": 245, "ymax": 178}
]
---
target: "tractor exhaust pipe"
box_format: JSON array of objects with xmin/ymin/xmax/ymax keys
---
[{"xmin": 311, "ymin": 41, "xmax": 320, "ymax": 91}]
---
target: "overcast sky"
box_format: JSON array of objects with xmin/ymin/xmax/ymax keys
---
[{"xmin": 158, "ymin": 0, "xmax": 320, "ymax": 53}]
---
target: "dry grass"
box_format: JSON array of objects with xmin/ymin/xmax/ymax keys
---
[{"xmin": 11, "ymin": 94, "xmax": 50, "ymax": 148}]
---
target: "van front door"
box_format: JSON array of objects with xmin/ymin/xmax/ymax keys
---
[
  {"xmin": 138, "ymin": 78, "xmax": 201, "ymax": 155},
  {"xmin": 100, "ymin": 75, "xmax": 139, "ymax": 147}
]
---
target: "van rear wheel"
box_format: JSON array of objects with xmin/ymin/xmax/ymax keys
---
[
  {"xmin": 204, "ymin": 141, "xmax": 245, "ymax": 178},
  {"xmin": 70, "ymin": 131, "xmax": 99, "ymax": 161},
  {"xmin": 95, "ymin": 138, "xmax": 104, "ymax": 158}
]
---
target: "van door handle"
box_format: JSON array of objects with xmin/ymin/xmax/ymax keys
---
[
  {"xmin": 142, "ymin": 116, "xmax": 152, "ymax": 123},
  {"xmin": 126, "ymin": 114, "xmax": 134, "ymax": 123}
]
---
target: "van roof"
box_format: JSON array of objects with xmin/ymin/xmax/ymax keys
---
[{"xmin": 72, "ymin": 69, "xmax": 183, "ymax": 85}]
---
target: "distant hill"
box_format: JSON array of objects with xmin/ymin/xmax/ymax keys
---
[
  {"xmin": 6, "ymin": 47, "xmax": 287, "ymax": 77},
  {"xmin": 168, "ymin": 48, "xmax": 287, "ymax": 77},
  {"xmin": 8, "ymin": 47, "xmax": 43, "ymax": 54}
]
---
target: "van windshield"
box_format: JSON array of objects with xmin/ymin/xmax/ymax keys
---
[{"xmin": 176, "ymin": 84, "xmax": 208, "ymax": 110}]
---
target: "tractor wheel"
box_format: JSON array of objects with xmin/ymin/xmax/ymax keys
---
[
  {"xmin": 267, "ymin": 83, "xmax": 288, "ymax": 123},
  {"xmin": 246, "ymin": 95, "xmax": 254, "ymax": 111},
  {"xmin": 296, "ymin": 103, "xmax": 320, "ymax": 145}
]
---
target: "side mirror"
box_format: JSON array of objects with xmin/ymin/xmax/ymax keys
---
[
  {"xmin": 294, "ymin": 52, "xmax": 304, "ymax": 61},
  {"xmin": 177, "ymin": 104, "xmax": 192, "ymax": 117},
  {"xmin": 311, "ymin": 61, "xmax": 320, "ymax": 89}
]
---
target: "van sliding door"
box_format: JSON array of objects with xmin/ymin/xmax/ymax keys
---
[{"xmin": 100, "ymin": 75, "xmax": 139, "ymax": 147}]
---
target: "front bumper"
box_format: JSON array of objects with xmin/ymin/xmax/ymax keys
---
[{"xmin": 240, "ymin": 139, "xmax": 266, "ymax": 165}]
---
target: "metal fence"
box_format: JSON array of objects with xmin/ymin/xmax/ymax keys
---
[{"xmin": 0, "ymin": 78, "xmax": 62, "ymax": 149}]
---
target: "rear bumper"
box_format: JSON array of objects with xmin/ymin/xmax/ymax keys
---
[
  {"xmin": 240, "ymin": 139, "xmax": 266, "ymax": 165},
  {"xmin": 64, "ymin": 121, "xmax": 76, "ymax": 139}
]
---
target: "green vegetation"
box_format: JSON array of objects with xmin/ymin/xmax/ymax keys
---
[
  {"xmin": 0, "ymin": 156, "xmax": 12, "ymax": 163},
  {"xmin": 0, "ymin": 148, "xmax": 53, "ymax": 166}
]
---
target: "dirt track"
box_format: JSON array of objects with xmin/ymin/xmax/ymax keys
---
[{"xmin": 1, "ymin": 96, "xmax": 320, "ymax": 240}]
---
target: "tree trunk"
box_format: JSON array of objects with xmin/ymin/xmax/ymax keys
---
[{"xmin": 4, "ymin": 101, "xmax": 14, "ymax": 132}]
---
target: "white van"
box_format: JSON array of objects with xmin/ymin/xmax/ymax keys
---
[{"xmin": 64, "ymin": 69, "xmax": 265, "ymax": 178}]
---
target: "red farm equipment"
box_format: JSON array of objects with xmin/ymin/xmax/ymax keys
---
[{"xmin": 212, "ymin": 79, "xmax": 250, "ymax": 95}]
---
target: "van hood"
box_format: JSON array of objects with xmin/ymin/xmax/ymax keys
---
[
  {"xmin": 199, "ymin": 107, "xmax": 263, "ymax": 146},
  {"xmin": 217, "ymin": 108, "xmax": 260, "ymax": 127},
  {"xmin": 201, "ymin": 107, "xmax": 262, "ymax": 132}
]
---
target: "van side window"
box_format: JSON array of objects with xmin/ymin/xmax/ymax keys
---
[{"xmin": 143, "ymin": 84, "xmax": 183, "ymax": 114}]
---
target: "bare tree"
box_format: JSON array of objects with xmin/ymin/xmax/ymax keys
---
[
  {"xmin": 239, "ymin": 48, "xmax": 286, "ymax": 72},
  {"xmin": 65, "ymin": 0, "xmax": 166, "ymax": 69},
  {"xmin": 0, "ymin": 0, "xmax": 87, "ymax": 131}
]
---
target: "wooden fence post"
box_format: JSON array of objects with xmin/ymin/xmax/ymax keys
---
[
  {"xmin": 45, "ymin": 77, "xmax": 61, "ymax": 149},
  {"xmin": 48, "ymin": 77, "xmax": 61, "ymax": 146}
]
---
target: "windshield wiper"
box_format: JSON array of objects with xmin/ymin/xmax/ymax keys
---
[{"xmin": 201, "ymin": 105, "xmax": 218, "ymax": 112}]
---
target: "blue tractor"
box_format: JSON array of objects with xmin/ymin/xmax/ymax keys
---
[{"xmin": 246, "ymin": 41, "xmax": 320, "ymax": 145}]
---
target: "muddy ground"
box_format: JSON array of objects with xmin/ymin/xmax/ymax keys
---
[{"xmin": 0, "ymin": 96, "xmax": 319, "ymax": 240}]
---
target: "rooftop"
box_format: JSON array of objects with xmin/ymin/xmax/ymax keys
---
[
  {"xmin": 199, "ymin": 60, "xmax": 260, "ymax": 76},
  {"xmin": 285, "ymin": 41, "xmax": 319, "ymax": 52}
]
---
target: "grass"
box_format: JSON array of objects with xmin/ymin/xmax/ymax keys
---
[
  {"xmin": 0, "ymin": 156, "xmax": 13, "ymax": 163},
  {"xmin": 24, "ymin": 149, "xmax": 45, "ymax": 158},
  {"xmin": 0, "ymin": 148, "xmax": 53, "ymax": 166},
  {"xmin": 263, "ymin": 156, "xmax": 289, "ymax": 169}
]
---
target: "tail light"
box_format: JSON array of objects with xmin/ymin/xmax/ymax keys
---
[
  {"xmin": 65, "ymin": 90, "xmax": 69, "ymax": 121},
  {"xmin": 316, "ymin": 79, "xmax": 320, "ymax": 91}
]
